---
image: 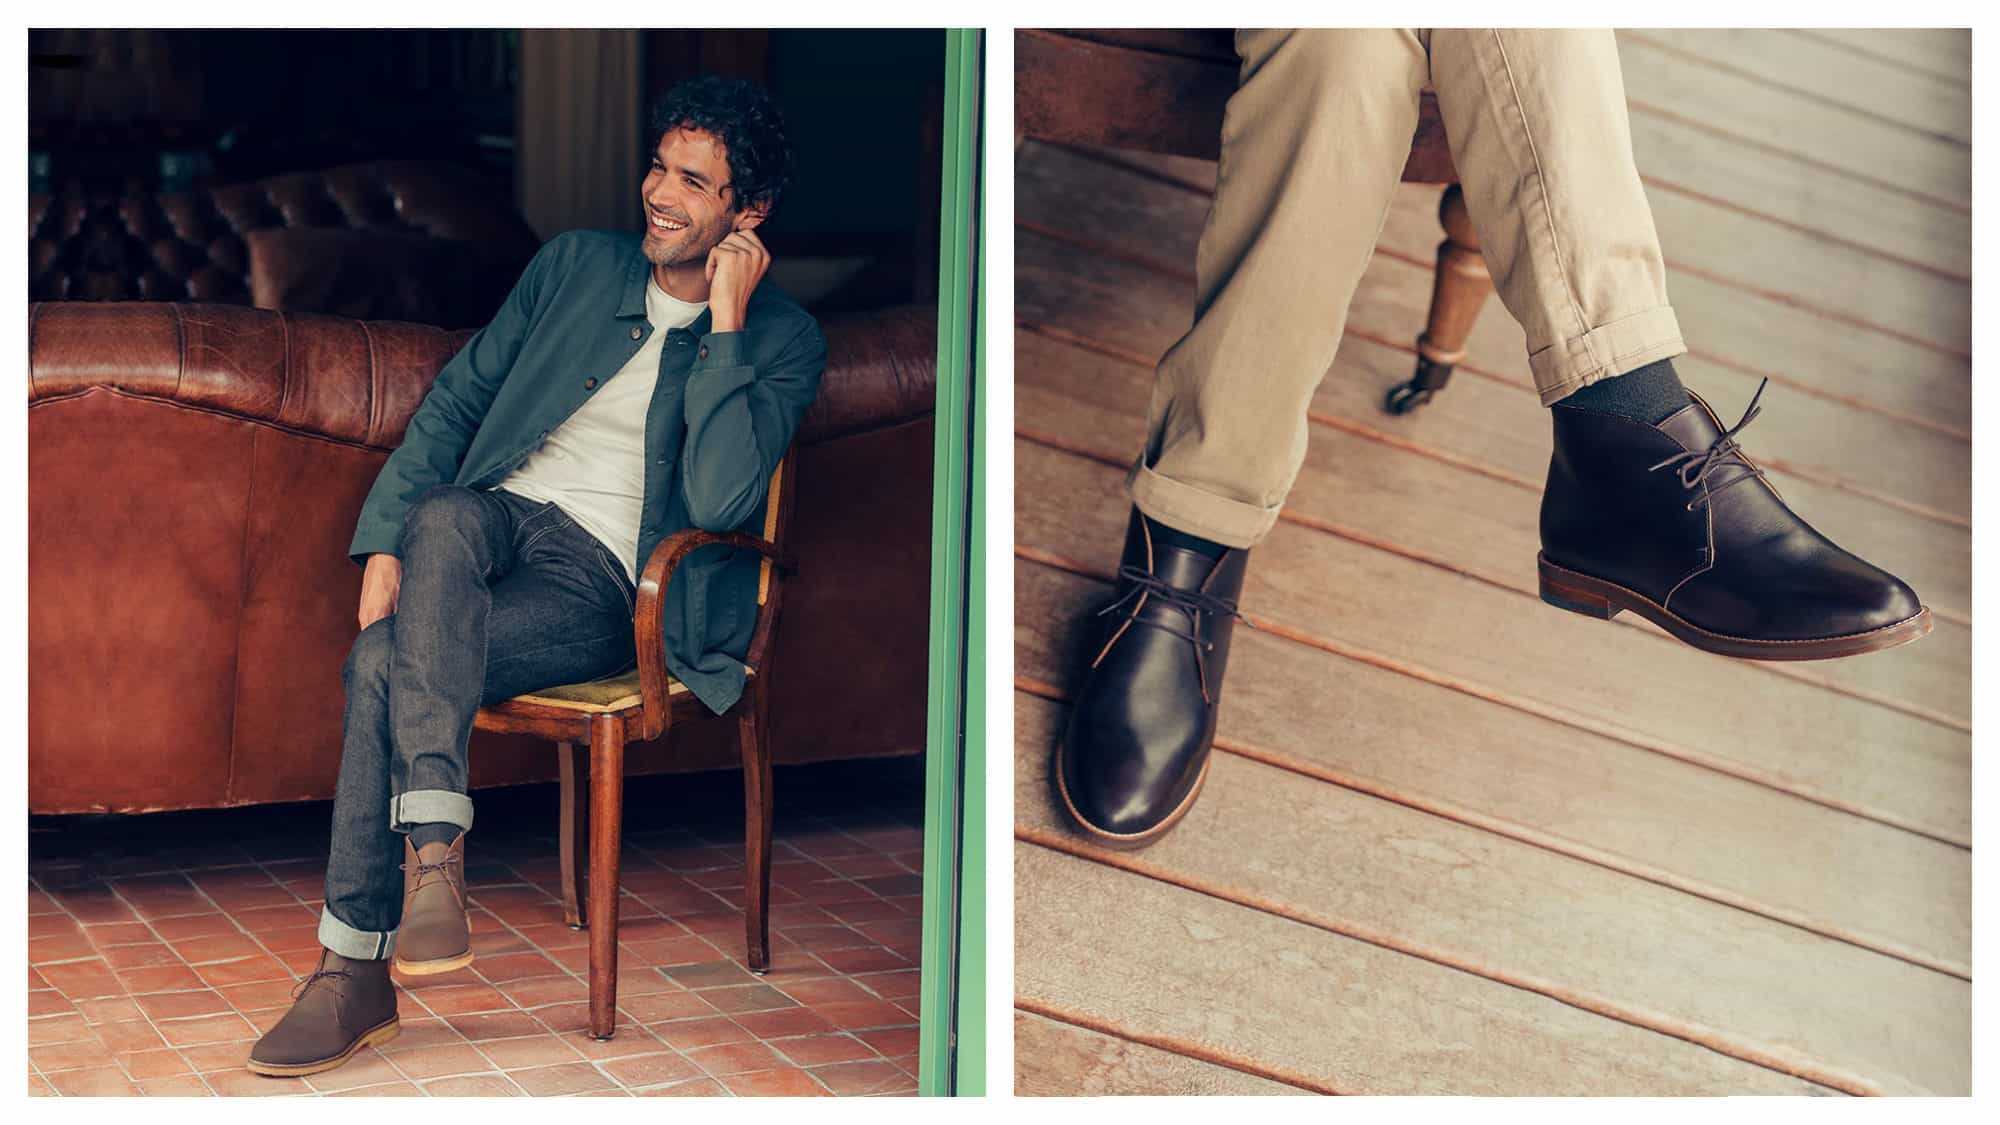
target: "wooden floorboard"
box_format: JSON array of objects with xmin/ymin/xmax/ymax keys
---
[
  {"xmin": 1615, "ymin": 37, "xmax": 1970, "ymax": 209},
  {"xmin": 1623, "ymin": 30, "xmax": 1971, "ymax": 145},
  {"xmin": 1014, "ymin": 1010, "xmax": 1315, "ymax": 1096},
  {"xmin": 1781, "ymin": 29, "xmax": 1970, "ymax": 87},
  {"xmin": 1012, "ymin": 31, "xmax": 1968, "ymax": 1096},
  {"xmin": 1017, "ymin": 844, "xmax": 1840, "ymax": 1095},
  {"xmin": 1017, "ymin": 694, "xmax": 1967, "ymax": 1095}
]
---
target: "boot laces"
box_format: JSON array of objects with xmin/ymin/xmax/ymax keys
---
[
  {"xmin": 291, "ymin": 965, "xmax": 351, "ymax": 1002},
  {"xmin": 401, "ymin": 848, "xmax": 464, "ymax": 898},
  {"xmin": 1648, "ymin": 378, "xmax": 1770, "ymax": 511},
  {"xmin": 1095, "ymin": 560, "xmax": 1255, "ymax": 705}
]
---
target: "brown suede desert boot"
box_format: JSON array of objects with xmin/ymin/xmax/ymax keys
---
[
  {"xmin": 392, "ymin": 832, "xmax": 473, "ymax": 974},
  {"xmin": 247, "ymin": 949, "xmax": 398, "ymax": 1077}
]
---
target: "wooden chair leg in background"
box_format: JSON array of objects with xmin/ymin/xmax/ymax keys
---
[
  {"xmin": 585, "ymin": 715, "xmax": 625, "ymax": 1039},
  {"xmin": 557, "ymin": 740, "xmax": 587, "ymax": 930},
  {"xmin": 1386, "ymin": 183, "xmax": 1494, "ymax": 414},
  {"xmin": 739, "ymin": 686, "xmax": 774, "ymax": 974}
]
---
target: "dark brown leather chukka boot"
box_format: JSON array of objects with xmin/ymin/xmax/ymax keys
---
[
  {"xmin": 391, "ymin": 832, "xmax": 472, "ymax": 974},
  {"xmin": 247, "ymin": 949, "xmax": 398, "ymax": 1077},
  {"xmin": 1056, "ymin": 509, "xmax": 1249, "ymax": 848},
  {"xmin": 1539, "ymin": 380, "xmax": 1930, "ymax": 659}
]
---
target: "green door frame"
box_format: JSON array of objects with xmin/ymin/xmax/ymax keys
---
[{"xmin": 916, "ymin": 26, "xmax": 983, "ymax": 1098}]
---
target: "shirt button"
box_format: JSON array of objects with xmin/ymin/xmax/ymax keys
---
[
  {"xmin": 630, "ymin": 327, "xmax": 642, "ymax": 340},
  {"xmin": 585, "ymin": 378, "xmax": 597, "ymax": 389}
]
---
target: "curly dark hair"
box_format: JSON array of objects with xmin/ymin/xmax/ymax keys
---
[{"xmin": 647, "ymin": 75, "xmax": 795, "ymax": 216}]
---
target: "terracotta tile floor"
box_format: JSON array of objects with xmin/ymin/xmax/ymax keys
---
[{"xmin": 28, "ymin": 758, "xmax": 926, "ymax": 1096}]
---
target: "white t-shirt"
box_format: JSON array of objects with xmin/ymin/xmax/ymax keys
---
[{"xmin": 495, "ymin": 276, "xmax": 706, "ymax": 584}]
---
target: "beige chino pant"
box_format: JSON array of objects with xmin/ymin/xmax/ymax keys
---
[{"xmin": 1130, "ymin": 28, "xmax": 1687, "ymax": 547}]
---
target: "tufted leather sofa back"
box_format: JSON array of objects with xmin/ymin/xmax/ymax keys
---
[
  {"xmin": 29, "ymin": 161, "xmax": 542, "ymax": 327},
  {"xmin": 28, "ymin": 300, "xmax": 938, "ymax": 814}
]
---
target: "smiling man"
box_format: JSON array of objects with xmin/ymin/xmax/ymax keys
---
[{"xmin": 248, "ymin": 75, "xmax": 825, "ymax": 1077}]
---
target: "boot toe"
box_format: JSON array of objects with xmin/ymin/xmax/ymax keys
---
[{"xmin": 1057, "ymin": 719, "xmax": 1203, "ymax": 841}]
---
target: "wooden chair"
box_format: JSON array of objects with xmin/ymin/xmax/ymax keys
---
[
  {"xmin": 1015, "ymin": 28, "xmax": 1493, "ymax": 413},
  {"xmin": 472, "ymin": 448, "xmax": 799, "ymax": 1040}
]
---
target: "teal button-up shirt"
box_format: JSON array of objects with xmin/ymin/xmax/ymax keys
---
[{"xmin": 349, "ymin": 229, "xmax": 826, "ymax": 714}]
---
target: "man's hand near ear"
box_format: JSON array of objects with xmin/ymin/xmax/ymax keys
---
[{"xmin": 705, "ymin": 226, "xmax": 771, "ymax": 333}]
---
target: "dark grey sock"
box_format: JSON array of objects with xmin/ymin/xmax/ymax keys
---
[
  {"xmin": 408, "ymin": 823, "xmax": 460, "ymax": 852},
  {"xmin": 1554, "ymin": 358, "xmax": 1690, "ymax": 424},
  {"xmin": 1143, "ymin": 512, "xmax": 1228, "ymax": 559}
]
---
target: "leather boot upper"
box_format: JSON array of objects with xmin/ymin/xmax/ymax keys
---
[
  {"xmin": 397, "ymin": 833, "xmax": 470, "ymax": 963},
  {"xmin": 1542, "ymin": 385, "xmax": 1922, "ymax": 642},
  {"xmin": 248, "ymin": 950, "xmax": 396, "ymax": 1069},
  {"xmin": 1059, "ymin": 511, "xmax": 1248, "ymax": 840}
]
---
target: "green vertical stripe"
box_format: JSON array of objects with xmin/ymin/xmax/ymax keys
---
[{"xmin": 917, "ymin": 26, "xmax": 982, "ymax": 1098}]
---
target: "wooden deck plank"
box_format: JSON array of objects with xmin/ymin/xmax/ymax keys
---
[
  {"xmin": 1788, "ymin": 29, "xmax": 1971, "ymax": 86},
  {"xmin": 1015, "ymin": 227, "xmax": 1972, "ymax": 622},
  {"xmin": 1073, "ymin": 142, "xmax": 1973, "ymax": 435},
  {"xmin": 1622, "ymin": 29, "xmax": 1971, "ymax": 145},
  {"xmin": 1626, "ymin": 112, "xmax": 1970, "ymax": 279},
  {"xmin": 1014, "ymin": 553, "xmax": 1971, "ymax": 978},
  {"xmin": 1015, "ymin": 843, "xmax": 1838, "ymax": 1095},
  {"xmin": 1614, "ymin": 37, "xmax": 1970, "ymax": 208},
  {"xmin": 1015, "ymin": 442, "xmax": 1970, "ymax": 845},
  {"xmin": 1014, "ymin": 1010, "xmax": 1313, "ymax": 1096},
  {"xmin": 1016, "ymin": 693, "xmax": 1969, "ymax": 1095},
  {"xmin": 1021, "ymin": 143, "xmax": 1972, "ymax": 519},
  {"xmin": 1016, "ymin": 331, "xmax": 1970, "ymax": 727},
  {"xmin": 1640, "ymin": 182, "xmax": 1966, "ymax": 352}
]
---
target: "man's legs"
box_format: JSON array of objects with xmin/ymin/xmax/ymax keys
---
[
  {"xmin": 1427, "ymin": 29, "xmax": 1685, "ymax": 406},
  {"xmin": 1059, "ymin": 30, "xmax": 1429, "ymax": 848},
  {"xmin": 1426, "ymin": 29, "xmax": 1927, "ymax": 656},
  {"xmin": 262, "ymin": 488, "xmax": 635, "ymax": 1075},
  {"xmin": 1131, "ymin": 28, "xmax": 1431, "ymax": 547}
]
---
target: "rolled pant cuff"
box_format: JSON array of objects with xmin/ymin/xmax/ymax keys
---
[
  {"xmin": 1128, "ymin": 456, "xmax": 1280, "ymax": 549},
  {"xmin": 1528, "ymin": 305, "xmax": 1687, "ymax": 406},
  {"xmin": 319, "ymin": 905, "xmax": 396, "ymax": 960},
  {"xmin": 389, "ymin": 789, "xmax": 474, "ymax": 834}
]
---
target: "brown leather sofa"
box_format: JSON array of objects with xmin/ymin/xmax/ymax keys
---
[
  {"xmin": 27, "ymin": 300, "xmax": 937, "ymax": 815},
  {"xmin": 29, "ymin": 161, "xmax": 542, "ymax": 329}
]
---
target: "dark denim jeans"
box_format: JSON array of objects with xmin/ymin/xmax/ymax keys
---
[{"xmin": 319, "ymin": 486, "xmax": 636, "ymax": 959}]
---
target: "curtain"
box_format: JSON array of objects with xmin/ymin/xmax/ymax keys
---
[{"xmin": 516, "ymin": 29, "xmax": 644, "ymax": 241}]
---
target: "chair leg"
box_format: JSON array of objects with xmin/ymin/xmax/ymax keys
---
[
  {"xmin": 1386, "ymin": 182, "xmax": 1494, "ymax": 414},
  {"xmin": 739, "ymin": 688, "xmax": 773, "ymax": 974},
  {"xmin": 585, "ymin": 715, "xmax": 625, "ymax": 1039},
  {"xmin": 557, "ymin": 740, "xmax": 587, "ymax": 930}
]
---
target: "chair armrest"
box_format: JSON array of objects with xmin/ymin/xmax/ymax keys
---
[{"xmin": 632, "ymin": 530, "xmax": 797, "ymax": 735}]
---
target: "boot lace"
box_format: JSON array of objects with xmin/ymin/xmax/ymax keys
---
[
  {"xmin": 291, "ymin": 965, "xmax": 351, "ymax": 1002},
  {"xmin": 1648, "ymin": 377, "xmax": 1771, "ymax": 511},
  {"xmin": 400, "ymin": 848, "xmax": 465, "ymax": 901},
  {"xmin": 1094, "ymin": 561, "xmax": 1255, "ymax": 705}
]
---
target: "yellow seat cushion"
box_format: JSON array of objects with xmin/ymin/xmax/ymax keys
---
[
  {"xmin": 510, "ymin": 663, "xmax": 755, "ymax": 714},
  {"xmin": 512, "ymin": 670, "xmax": 656, "ymax": 713}
]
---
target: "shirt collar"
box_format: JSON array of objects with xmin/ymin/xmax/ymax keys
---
[{"xmin": 619, "ymin": 239, "xmax": 716, "ymax": 336}]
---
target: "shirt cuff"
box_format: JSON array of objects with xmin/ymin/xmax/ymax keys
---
[{"xmin": 696, "ymin": 329, "xmax": 750, "ymax": 370}]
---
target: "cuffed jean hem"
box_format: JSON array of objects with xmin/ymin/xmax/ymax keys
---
[
  {"xmin": 389, "ymin": 789, "xmax": 474, "ymax": 834},
  {"xmin": 1528, "ymin": 305, "xmax": 1687, "ymax": 406},
  {"xmin": 319, "ymin": 906, "xmax": 396, "ymax": 960},
  {"xmin": 1128, "ymin": 456, "xmax": 1281, "ymax": 549}
]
